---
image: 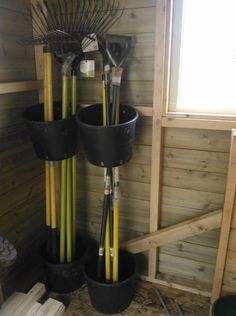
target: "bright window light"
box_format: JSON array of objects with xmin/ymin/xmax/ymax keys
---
[{"xmin": 176, "ymin": 0, "xmax": 236, "ymax": 114}]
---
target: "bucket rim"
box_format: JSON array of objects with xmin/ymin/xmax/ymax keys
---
[
  {"xmin": 23, "ymin": 103, "xmax": 77, "ymax": 124},
  {"xmin": 84, "ymin": 251, "xmax": 136, "ymax": 288},
  {"xmin": 43, "ymin": 256, "xmax": 83, "ymax": 268},
  {"xmin": 77, "ymin": 104, "xmax": 139, "ymax": 130}
]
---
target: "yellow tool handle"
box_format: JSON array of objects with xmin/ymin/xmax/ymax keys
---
[
  {"xmin": 113, "ymin": 198, "xmax": 119, "ymax": 283},
  {"xmin": 44, "ymin": 52, "xmax": 51, "ymax": 228},
  {"xmin": 46, "ymin": 52, "xmax": 54, "ymax": 121},
  {"xmin": 105, "ymin": 213, "xmax": 111, "ymax": 282},
  {"xmin": 45, "ymin": 163, "xmax": 51, "ymax": 226}
]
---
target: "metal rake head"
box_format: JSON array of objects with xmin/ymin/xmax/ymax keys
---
[{"xmin": 20, "ymin": 0, "xmax": 123, "ymax": 62}]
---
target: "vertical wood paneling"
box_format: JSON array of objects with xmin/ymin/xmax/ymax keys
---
[{"xmin": 0, "ymin": 0, "xmax": 44, "ymax": 296}]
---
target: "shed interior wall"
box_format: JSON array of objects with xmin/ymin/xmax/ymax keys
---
[{"xmin": 0, "ymin": 0, "xmax": 44, "ymax": 296}]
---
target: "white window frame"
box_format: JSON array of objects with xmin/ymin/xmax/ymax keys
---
[{"xmin": 163, "ymin": 0, "xmax": 236, "ymax": 122}]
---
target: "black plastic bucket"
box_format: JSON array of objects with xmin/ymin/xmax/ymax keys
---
[
  {"xmin": 212, "ymin": 295, "xmax": 236, "ymax": 316},
  {"xmin": 84, "ymin": 250, "xmax": 136, "ymax": 314},
  {"xmin": 43, "ymin": 236, "xmax": 95, "ymax": 294},
  {"xmin": 24, "ymin": 103, "xmax": 80, "ymax": 161},
  {"xmin": 44, "ymin": 257, "xmax": 84, "ymax": 294},
  {"xmin": 77, "ymin": 104, "xmax": 139, "ymax": 168}
]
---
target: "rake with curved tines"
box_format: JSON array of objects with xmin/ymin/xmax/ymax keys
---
[{"xmin": 20, "ymin": 0, "xmax": 123, "ymax": 62}]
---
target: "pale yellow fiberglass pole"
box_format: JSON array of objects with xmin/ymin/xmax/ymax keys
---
[
  {"xmin": 46, "ymin": 51, "xmax": 58, "ymax": 262},
  {"xmin": 103, "ymin": 76, "xmax": 111, "ymax": 282},
  {"xmin": 71, "ymin": 73, "xmax": 78, "ymax": 258}
]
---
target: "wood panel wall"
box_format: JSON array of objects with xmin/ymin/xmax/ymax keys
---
[
  {"xmin": 75, "ymin": 0, "xmax": 231, "ymax": 292},
  {"xmin": 159, "ymin": 128, "xmax": 230, "ymax": 292},
  {"xmin": 0, "ymin": 0, "xmax": 44, "ymax": 296}
]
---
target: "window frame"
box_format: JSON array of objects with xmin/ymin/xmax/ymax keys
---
[{"xmin": 163, "ymin": 0, "xmax": 236, "ymax": 123}]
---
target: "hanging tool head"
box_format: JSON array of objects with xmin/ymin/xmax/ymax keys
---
[
  {"xmin": 19, "ymin": 0, "xmax": 124, "ymax": 63},
  {"xmin": 98, "ymin": 36, "xmax": 110, "ymax": 68},
  {"xmin": 105, "ymin": 35, "xmax": 132, "ymax": 67}
]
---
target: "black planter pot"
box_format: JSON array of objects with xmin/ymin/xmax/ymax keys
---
[
  {"xmin": 212, "ymin": 295, "xmax": 236, "ymax": 316},
  {"xmin": 84, "ymin": 250, "xmax": 136, "ymax": 314},
  {"xmin": 44, "ymin": 257, "xmax": 84, "ymax": 294},
  {"xmin": 77, "ymin": 104, "xmax": 139, "ymax": 168},
  {"xmin": 24, "ymin": 102, "xmax": 80, "ymax": 161},
  {"xmin": 43, "ymin": 236, "xmax": 96, "ymax": 294}
]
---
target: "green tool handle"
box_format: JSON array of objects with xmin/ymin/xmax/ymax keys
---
[
  {"xmin": 105, "ymin": 73, "xmax": 110, "ymax": 125},
  {"xmin": 97, "ymin": 169, "xmax": 111, "ymax": 280},
  {"xmin": 97, "ymin": 194, "xmax": 110, "ymax": 281},
  {"xmin": 60, "ymin": 75, "xmax": 69, "ymax": 263},
  {"xmin": 111, "ymin": 86, "xmax": 119, "ymax": 125},
  {"xmin": 109, "ymin": 172, "xmax": 114, "ymax": 255},
  {"xmin": 71, "ymin": 72, "xmax": 78, "ymax": 257}
]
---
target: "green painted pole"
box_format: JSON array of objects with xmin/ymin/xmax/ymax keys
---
[
  {"xmin": 60, "ymin": 75, "xmax": 69, "ymax": 263},
  {"xmin": 71, "ymin": 70, "xmax": 78, "ymax": 258}
]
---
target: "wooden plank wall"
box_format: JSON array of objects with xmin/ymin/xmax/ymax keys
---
[
  {"xmin": 159, "ymin": 128, "xmax": 230, "ymax": 292},
  {"xmin": 0, "ymin": 0, "xmax": 44, "ymax": 296},
  {"xmin": 76, "ymin": 0, "xmax": 231, "ymax": 292}
]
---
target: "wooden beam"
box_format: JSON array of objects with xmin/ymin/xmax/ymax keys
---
[
  {"xmin": 148, "ymin": 0, "xmax": 167, "ymax": 279},
  {"xmin": 140, "ymin": 275, "xmax": 211, "ymax": 298},
  {"xmin": 162, "ymin": 117, "xmax": 236, "ymax": 131},
  {"xmin": 135, "ymin": 106, "xmax": 153, "ymax": 117},
  {"xmin": 0, "ymin": 80, "xmax": 43, "ymax": 95},
  {"xmin": 211, "ymin": 130, "xmax": 236, "ymax": 303},
  {"xmin": 121, "ymin": 209, "xmax": 222, "ymax": 254}
]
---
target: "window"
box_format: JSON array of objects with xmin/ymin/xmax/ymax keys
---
[{"xmin": 168, "ymin": 0, "xmax": 236, "ymax": 115}]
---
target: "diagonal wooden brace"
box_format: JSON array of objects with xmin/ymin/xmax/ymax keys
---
[{"xmin": 121, "ymin": 209, "xmax": 222, "ymax": 254}]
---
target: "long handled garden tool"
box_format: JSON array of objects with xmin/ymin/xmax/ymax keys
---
[
  {"xmin": 71, "ymin": 59, "xmax": 79, "ymax": 259},
  {"xmin": 102, "ymin": 64, "xmax": 112, "ymax": 283},
  {"xmin": 43, "ymin": 46, "xmax": 58, "ymax": 263},
  {"xmin": 60, "ymin": 55, "xmax": 79, "ymax": 264},
  {"xmin": 106, "ymin": 35, "xmax": 132, "ymax": 282},
  {"xmin": 97, "ymin": 38, "xmax": 114, "ymax": 282}
]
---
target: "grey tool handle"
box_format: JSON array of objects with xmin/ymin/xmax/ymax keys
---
[
  {"xmin": 155, "ymin": 289, "xmax": 172, "ymax": 316},
  {"xmin": 175, "ymin": 303, "xmax": 185, "ymax": 316}
]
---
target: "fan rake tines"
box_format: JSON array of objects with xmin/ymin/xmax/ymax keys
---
[{"xmin": 25, "ymin": 0, "xmax": 123, "ymax": 49}]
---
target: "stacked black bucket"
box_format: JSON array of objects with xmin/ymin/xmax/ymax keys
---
[
  {"xmin": 24, "ymin": 101, "xmax": 139, "ymax": 314},
  {"xmin": 77, "ymin": 103, "xmax": 139, "ymax": 314}
]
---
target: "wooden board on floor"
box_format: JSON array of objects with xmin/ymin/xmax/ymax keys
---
[
  {"xmin": 0, "ymin": 293, "xmax": 26, "ymax": 316},
  {"xmin": 34, "ymin": 298, "xmax": 65, "ymax": 316}
]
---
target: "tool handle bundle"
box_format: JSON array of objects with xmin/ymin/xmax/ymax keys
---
[
  {"xmin": 59, "ymin": 65, "xmax": 78, "ymax": 264},
  {"xmin": 44, "ymin": 49, "xmax": 78, "ymax": 264},
  {"xmin": 97, "ymin": 64, "xmax": 123, "ymax": 283},
  {"xmin": 44, "ymin": 50, "xmax": 58, "ymax": 263}
]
